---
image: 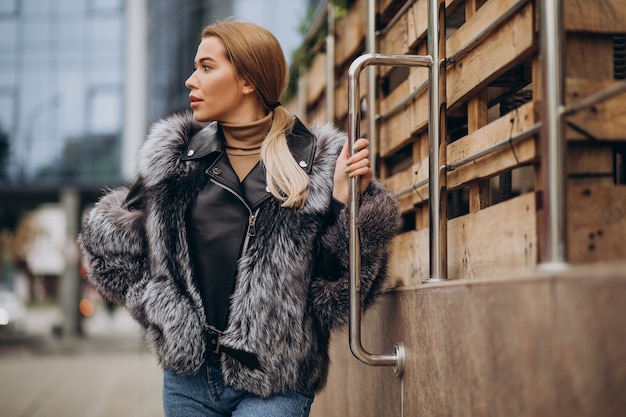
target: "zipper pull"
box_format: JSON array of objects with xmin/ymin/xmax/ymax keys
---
[{"xmin": 248, "ymin": 214, "xmax": 256, "ymax": 237}]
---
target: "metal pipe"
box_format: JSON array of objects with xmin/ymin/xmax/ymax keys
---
[
  {"xmin": 446, "ymin": 122, "xmax": 541, "ymax": 171},
  {"xmin": 394, "ymin": 122, "xmax": 542, "ymax": 199},
  {"xmin": 349, "ymin": 53, "xmax": 432, "ymax": 376},
  {"xmin": 446, "ymin": 0, "xmax": 530, "ymax": 66},
  {"xmin": 367, "ymin": 0, "xmax": 377, "ymax": 171},
  {"xmin": 538, "ymin": 0, "xmax": 568, "ymax": 269},
  {"xmin": 325, "ymin": 2, "xmax": 335, "ymax": 123},
  {"xmin": 562, "ymin": 80, "xmax": 626, "ymax": 116},
  {"xmin": 423, "ymin": 0, "xmax": 448, "ymax": 283},
  {"xmin": 376, "ymin": 79, "xmax": 429, "ymax": 121}
]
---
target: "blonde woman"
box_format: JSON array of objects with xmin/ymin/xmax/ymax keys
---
[{"xmin": 79, "ymin": 20, "xmax": 399, "ymax": 417}]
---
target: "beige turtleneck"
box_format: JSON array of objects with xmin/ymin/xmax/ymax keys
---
[{"xmin": 221, "ymin": 113, "xmax": 273, "ymax": 182}]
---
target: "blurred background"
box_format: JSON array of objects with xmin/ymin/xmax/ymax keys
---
[
  {"xmin": 0, "ymin": 0, "xmax": 314, "ymax": 334},
  {"xmin": 0, "ymin": 1, "xmax": 316, "ymax": 415}
]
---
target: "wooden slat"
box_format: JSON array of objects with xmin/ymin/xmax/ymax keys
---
[
  {"xmin": 379, "ymin": 110, "xmax": 412, "ymax": 156},
  {"xmin": 306, "ymin": 52, "xmax": 327, "ymax": 107},
  {"xmin": 389, "ymin": 228, "xmax": 430, "ymax": 286},
  {"xmin": 448, "ymin": 192, "xmax": 538, "ymax": 279},
  {"xmin": 567, "ymin": 144, "xmax": 614, "ymax": 178},
  {"xmin": 563, "ymin": 0, "xmax": 626, "ymax": 33},
  {"xmin": 334, "ymin": 0, "xmax": 366, "ymax": 68},
  {"xmin": 568, "ymin": 185, "xmax": 626, "ymax": 264},
  {"xmin": 378, "ymin": 0, "xmax": 428, "ymax": 55},
  {"xmin": 446, "ymin": 1, "xmax": 535, "ymax": 109},
  {"xmin": 386, "ymin": 157, "xmax": 429, "ymax": 200},
  {"xmin": 379, "ymin": 9, "xmax": 412, "ymax": 55},
  {"xmin": 565, "ymin": 35, "xmax": 614, "ymax": 79},
  {"xmin": 565, "ymin": 79, "xmax": 626, "ymax": 142},
  {"xmin": 447, "ymin": 101, "xmax": 538, "ymax": 190},
  {"xmin": 447, "ymin": 0, "xmax": 526, "ymax": 58}
]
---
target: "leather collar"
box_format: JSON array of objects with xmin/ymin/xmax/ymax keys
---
[{"xmin": 182, "ymin": 117, "xmax": 316, "ymax": 175}]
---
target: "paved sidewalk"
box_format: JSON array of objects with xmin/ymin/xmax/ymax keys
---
[{"xmin": 0, "ymin": 305, "xmax": 164, "ymax": 417}]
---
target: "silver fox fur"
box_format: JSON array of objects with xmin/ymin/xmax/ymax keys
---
[{"xmin": 78, "ymin": 112, "xmax": 400, "ymax": 397}]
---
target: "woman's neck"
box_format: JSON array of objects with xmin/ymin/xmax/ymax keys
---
[{"xmin": 220, "ymin": 112, "xmax": 273, "ymax": 181}]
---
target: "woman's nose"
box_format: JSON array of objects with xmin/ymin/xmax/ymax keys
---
[{"xmin": 185, "ymin": 72, "xmax": 196, "ymax": 89}]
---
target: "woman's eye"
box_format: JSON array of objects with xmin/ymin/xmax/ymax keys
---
[{"xmin": 202, "ymin": 65, "xmax": 212, "ymax": 71}]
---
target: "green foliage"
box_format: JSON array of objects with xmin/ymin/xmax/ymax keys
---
[{"xmin": 285, "ymin": 0, "xmax": 356, "ymax": 102}]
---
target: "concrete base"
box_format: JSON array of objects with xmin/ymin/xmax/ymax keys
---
[{"xmin": 311, "ymin": 263, "xmax": 626, "ymax": 417}]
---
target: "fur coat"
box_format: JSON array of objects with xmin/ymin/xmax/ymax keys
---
[{"xmin": 78, "ymin": 112, "xmax": 400, "ymax": 397}]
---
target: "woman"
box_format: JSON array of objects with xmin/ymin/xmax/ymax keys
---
[{"xmin": 78, "ymin": 20, "xmax": 400, "ymax": 417}]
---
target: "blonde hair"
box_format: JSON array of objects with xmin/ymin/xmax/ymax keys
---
[{"xmin": 201, "ymin": 21, "xmax": 309, "ymax": 208}]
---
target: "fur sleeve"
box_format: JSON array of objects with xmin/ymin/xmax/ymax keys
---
[
  {"xmin": 310, "ymin": 179, "xmax": 400, "ymax": 331},
  {"xmin": 77, "ymin": 187, "xmax": 148, "ymax": 305}
]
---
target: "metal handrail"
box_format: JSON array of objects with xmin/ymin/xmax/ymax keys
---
[
  {"xmin": 393, "ymin": 122, "xmax": 542, "ymax": 199},
  {"xmin": 348, "ymin": 54, "xmax": 432, "ymax": 377}
]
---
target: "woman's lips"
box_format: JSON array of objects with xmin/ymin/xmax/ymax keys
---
[{"xmin": 189, "ymin": 95, "xmax": 202, "ymax": 108}]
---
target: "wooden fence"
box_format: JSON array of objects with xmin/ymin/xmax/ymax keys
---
[{"xmin": 287, "ymin": 0, "xmax": 626, "ymax": 285}]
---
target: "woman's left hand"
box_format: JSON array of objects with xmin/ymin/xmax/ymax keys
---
[{"xmin": 332, "ymin": 138, "xmax": 373, "ymax": 204}]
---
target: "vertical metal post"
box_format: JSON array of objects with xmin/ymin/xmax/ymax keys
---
[
  {"xmin": 539, "ymin": 0, "xmax": 568, "ymax": 269},
  {"xmin": 59, "ymin": 188, "xmax": 81, "ymax": 338},
  {"xmin": 423, "ymin": 0, "xmax": 448, "ymax": 283},
  {"xmin": 122, "ymin": 0, "xmax": 148, "ymax": 180},
  {"xmin": 325, "ymin": 2, "xmax": 335, "ymax": 123},
  {"xmin": 366, "ymin": 0, "xmax": 377, "ymax": 171},
  {"xmin": 349, "ymin": 53, "xmax": 432, "ymax": 377}
]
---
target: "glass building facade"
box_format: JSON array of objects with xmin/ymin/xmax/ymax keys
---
[
  {"xmin": 0, "ymin": 0, "xmax": 312, "ymax": 187},
  {"xmin": 0, "ymin": 0, "xmax": 125, "ymax": 186},
  {"xmin": 145, "ymin": 0, "xmax": 311, "ymax": 124}
]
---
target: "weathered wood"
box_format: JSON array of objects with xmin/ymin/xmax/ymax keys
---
[
  {"xmin": 385, "ymin": 157, "xmax": 430, "ymax": 209},
  {"xmin": 447, "ymin": 101, "xmax": 538, "ymax": 190},
  {"xmin": 448, "ymin": 192, "xmax": 538, "ymax": 279},
  {"xmin": 389, "ymin": 228, "xmax": 429, "ymax": 286},
  {"xmin": 567, "ymin": 144, "xmax": 614, "ymax": 178},
  {"xmin": 446, "ymin": 1, "xmax": 535, "ymax": 109},
  {"xmin": 305, "ymin": 52, "xmax": 327, "ymax": 107},
  {"xmin": 564, "ymin": 0, "xmax": 626, "ymax": 33},
  {"xmin": 565, "ymin": 35, "xmax": 614, "ymax": 79},
  {"xmin": 334, "ymin": 0, "xmax": 366, "ymax": 68},
  {"xmin": 467, "ymin": 90, "xmax": 490, "ymax": 212},
  {"xmin": 568, "ymin": 185, "xmax": 626, "ymax": 264},
  {"xmin": 565, "ymin": 79, "xmax": 626, "ymax": 142}
]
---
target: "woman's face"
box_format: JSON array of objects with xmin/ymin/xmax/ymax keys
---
[{"xmin": 185, "ymin": 36, "xmax": 255, "ymax": 123}]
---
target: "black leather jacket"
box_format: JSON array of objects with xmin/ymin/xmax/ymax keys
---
[{"xmin": 78, "ymin": 112, "xmax": 400, "ymax": 397}]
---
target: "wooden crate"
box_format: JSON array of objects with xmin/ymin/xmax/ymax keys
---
[{"xmin": 297, "ymin": 0, "xmax": 626, "ymax": 282}]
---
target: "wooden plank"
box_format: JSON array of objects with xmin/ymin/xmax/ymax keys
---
[
  {"xmin": 407, "ymin": 0, "xmax": 428, "ymax": 48},
  {"xmin": 379, "ymin": 65, "xmax": 429, "ymax": 156},
  {"xmin": 379, "ymin": 9, "xmax": 411, "ymax": 55},
  {"xmin": 467, "ymin": 90, "xmax": 490, "ymax": 212},
  {"xmin": 389, "ymin": 228, "xmax": 430, "ymax": 286},
  {"xmin": 447, "ymin": 101, "xmax": 539, "ymax": 190},
  {"xmin": 565, "ymin": 35, "xmax": 614, "ymax": 79},
  {"xmin": 306, "ymin": 52, "xmax": 328, "ymax": 107},
  {"xmin": 563, "ymin": 0, "xmax": 626, "ymax": 34},
  {"xmin": 567, "ymin": 144, "xmax": 614, "ymax": 177},
  {"xmin": 565, "ymin": 79, "xmax": 626, "ymax": 142},
  {"xmin": 446, "ymin": 1, "xmax": 535, "ymax": 109},
  {"xmin": 334, "ymin": 0, "xmax": 367, "ymax": 68},
  {"xmin": 379, "ymin": 110, "xmax": 412, "ymax": 157},
  {"xmin": 568, "ymin": 185, "xmax": 626, "ymax": 264},
  {"xmin": 385, "ymin": 157, "xmax": 429, "ymax": 206},
  {"xmin": 447, "ymin": 0, "xmax": 526, "ymax": 59},
  {"xmin": 448, "ymin": 192, "xmax": 538, "ymax": 279}
]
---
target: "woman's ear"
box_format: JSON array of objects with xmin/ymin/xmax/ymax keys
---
[{"xmin": 241, "ymin": 79, "xmax": 256, "ymax": 95}]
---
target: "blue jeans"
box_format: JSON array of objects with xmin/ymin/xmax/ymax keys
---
[{"xmin": 162, "ymin": 361, "xmax": 314, "ymax": 417}]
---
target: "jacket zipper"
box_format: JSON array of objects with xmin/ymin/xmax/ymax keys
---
[{"xmin": 210, "ymin": 179, "xmax": 259, "ymax": 255}]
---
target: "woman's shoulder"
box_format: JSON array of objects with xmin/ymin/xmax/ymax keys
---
[
  {"xmin": 289, "ymin": 116, "xmax": 346, "ymax": 160},
  {"xmin": 136, "ymin": 112, "xmax": 205, "ymax": 187}
]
